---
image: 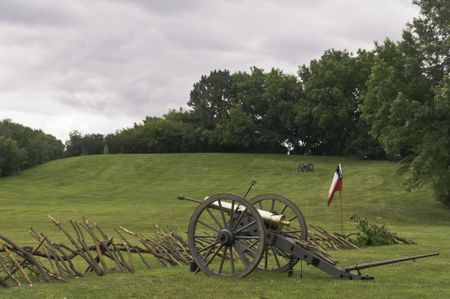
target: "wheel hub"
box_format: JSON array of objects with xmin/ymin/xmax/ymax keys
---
[{"xmin": 218, "ymin": 229, "xmax": 234, "ymax": 246}]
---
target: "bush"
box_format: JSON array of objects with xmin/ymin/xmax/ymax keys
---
[{"xmin": 349, "ymin": 215, "xmax": 399, "ymax": 247}]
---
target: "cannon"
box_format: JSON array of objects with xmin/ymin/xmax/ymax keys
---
[{"xmin": 179, "ymin": 193, "xmax": 439, "ymax": 279}]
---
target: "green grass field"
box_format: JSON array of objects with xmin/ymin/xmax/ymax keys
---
[{"xmin": 0, "ymin": 153, "xmax": 449, "ymax": 298}]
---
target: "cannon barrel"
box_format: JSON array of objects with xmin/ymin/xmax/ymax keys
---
[
  {"xmin": 178, "ymin": 194, "xmax": 290, "ymax": 226},
  {"xmin": 344, "ymin": 252, "xmax": 440, "ymax": 272}
]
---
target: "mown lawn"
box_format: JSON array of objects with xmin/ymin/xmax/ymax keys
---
[{"xmin": 0, "ymin": 153, "xmax": 449, "ymax": 298}]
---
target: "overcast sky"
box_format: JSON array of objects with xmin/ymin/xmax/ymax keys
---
[{"xmin": 0, "ymin": 0, "xmax": 419, "ymax": 142}]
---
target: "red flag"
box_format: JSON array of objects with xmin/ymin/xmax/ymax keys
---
[{"xmin": 327, "ymin": 164, "xmax": 343, "ymax": 206}]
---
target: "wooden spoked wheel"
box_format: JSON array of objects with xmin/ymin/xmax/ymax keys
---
[
  {"xmin": 188, "ymin": 194, "xmax": 265, "ymax": 277},
  {"xmin": 249, "ymin": 194, "xmax": 308, "ymax": 272}
]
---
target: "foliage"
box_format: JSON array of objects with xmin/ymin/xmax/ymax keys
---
[
  {"xmin": 66, "ymin": 131, "xmax": 105, "ymax": 156},
  {"xmin": 82, "ymin": 134, "xmax": 105, "ymax": 155},
  {"xmin": 212, "ymin": 105, "xmax": 258, "ymax": 151},
  {"xmin": 104, "ymin": 65, "xmax": 381, "ymax": 156},
  {"xmin": 349, "ymin": 215, "xmax": 400, "ymax": 247},
  {"xmin": 406, "ymin": 0, "xmax": 449, "ymax": 86},
  {"xmin": 188, "ymin": 70, "xmax": 235, "ymax": 130},
  {"xmin": 297, "ymin": 49, "xmax": 384, "ymax": 158},
  {"xmin": 0, "ymin": 119, "xmax": 64, "ymax": 176},
  {"xmin": 0, "ymin": 137, "xmax": 26, "ymax": 176},
  {"xmin": 361, "ymin": 0, "xmax": 450, "ymax": 205},
  {"xmin": 232, "ymin": 67, "xmax": 301, "ymax": 153},
  {"xmin": 104, "ymin": 109, "xmax": 210, "ymax": 154},
  {"xmin": 65, "ymin": 131, "xmax": 83, "ymax": 156}
]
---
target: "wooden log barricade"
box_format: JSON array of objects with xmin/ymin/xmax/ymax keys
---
[
  {"xmin": 309, "ymin": 225, "xmax": 361, "ymax": 250},
  {"xmin": 0, "ymin": 216, "xmax": 206, "ymax": 289},
  {"xmin": 0, "ymin": 216, "xmax": 363, "ymax": 289}
]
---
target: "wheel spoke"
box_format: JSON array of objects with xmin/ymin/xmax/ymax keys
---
[
  {"xmin": 229, "ymin": 200, "xmax": 235, "ymax": 228},
  {"xmin": 205, "ymin": 244, "xmax": 224, "ymax": 267},
  {"xmin": 218, "ymin": 246, "xmax": 227, "ymax": 274},
  {"xmin": 247, "ymin": 239, "xmax": 260, "ymax": 250},
  {"xmin": 258, "ymin": 201, "xmax": 263, "ymax": 209},
  {"xmin": 234, "ymin": 220, "xmax": 256, "ymax": 234},
  {"xmin": 231, "ymin": 208, "xmax": 248, "ymax": 231},
  {"xmin": 288, "ymin": 215, "xmax": 297, "ymax": 222},
  {"xmin": 230, "ymin": 246, "xmax": 235, "ymax": 274},
  {"xmin": 217, "ymin": 200, "xmax": 227, "ymax": 227},
  {"xmin": 197, "ymin": 242, "xmax": 216, "ymax": 272},
  {"xmin": 270, "ymin": 199, "xmax": 275, "ymax": 212},
  {"xmin": 233, "ymin": 243, "xmax": 250, "ymax": 265},
  {"xmin": 198, "ymin": 219, "xmax": 219, "ymax": 233},
  {"xmin": 236, "ymin": 240, "xmax": 257, "ymax": 257},
  {"xmin": 280, "ymin": 204, "xmax": 288, "ymax": 215},
  {"xmin": 264, "ymin": 246, "xmax": 268, "ymax": 270},
  {"xmin": 205, "ymin": 207, "xmax": 222, "ymax": 230},
  {"xmin": 271, "ymin": 245, "xmax": 281, "ymax": 268},
  {"xmin": 235, "ymin": 235, "xmax": 260, "ymax": 240},
  {"xmin": 197, "ymin": 240, "xmax": 220, "ymax": 254},
  {"xmin": 193, "ymin": 234, "xmax": 217, "ymax": 238}
]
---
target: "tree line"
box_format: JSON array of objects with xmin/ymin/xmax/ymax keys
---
[
  {"xmin": 99, "ymin": 61, "xmax": 384, "ymax": 158},
  {"xmin": 0, "ymin": 120, "xmax": 64, "ymax": 176},
  {"xmin": 1, "ymin": 0, "xmax": 448, "ymax": 205},
  {"xmin": 66, "ymin": 0, "xmax": 450, "ymax": 205}
]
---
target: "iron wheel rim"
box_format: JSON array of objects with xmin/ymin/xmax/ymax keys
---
[{"xmin": 188, "ymin": 194, "xmax": 265, "ymax": 277}]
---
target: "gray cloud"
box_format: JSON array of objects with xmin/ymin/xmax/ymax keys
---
[
  {"xmin": 0, "ymin": 0, "xmax": 418, "ymax": 141},
  {"xmin": 0, "ymin": 0, "xmax": 79, "ymax": 26}
]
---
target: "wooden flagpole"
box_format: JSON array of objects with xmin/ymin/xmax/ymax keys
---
[{"xmin": 340, "ymin": 190, "xmax": 343, "ymax": 235}]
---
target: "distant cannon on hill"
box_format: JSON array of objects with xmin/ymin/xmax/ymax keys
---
[{"xmin": 298, "ymin": 163, "xmax": 314, "ymax": 172}]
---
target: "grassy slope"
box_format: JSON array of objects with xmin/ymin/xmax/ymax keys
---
[{"xmin": 0, "ymin": 153, "xmax": 449, "ymax": 298}]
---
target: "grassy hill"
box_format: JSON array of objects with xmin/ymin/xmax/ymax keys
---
[{"xmin": 0, "ymin": 153, "xmax": 449, "ymax": 298}]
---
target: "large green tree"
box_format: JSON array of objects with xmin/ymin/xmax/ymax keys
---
[
  {"xmin": 187, "ymin": 67, "xmax": 302, "ymax": 153},
  {"xmin": 232, "ymin": 67, "xmax": 301, "ymax": 153},
  {"xmin": 188, "ymin": 70, "xmax": 235, "ymax": 130},
  {"xmin": 361, "ymin": 0, "xmax": 450, "ymax": 205},
  {"xmin": 297, "ymin": 49, "xmax": 383, "ymax": 157}
]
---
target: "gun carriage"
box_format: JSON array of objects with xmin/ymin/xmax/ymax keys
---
[{"xmin": 179, "ymin": 192, "xmax": 438, "ymax": 280}]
